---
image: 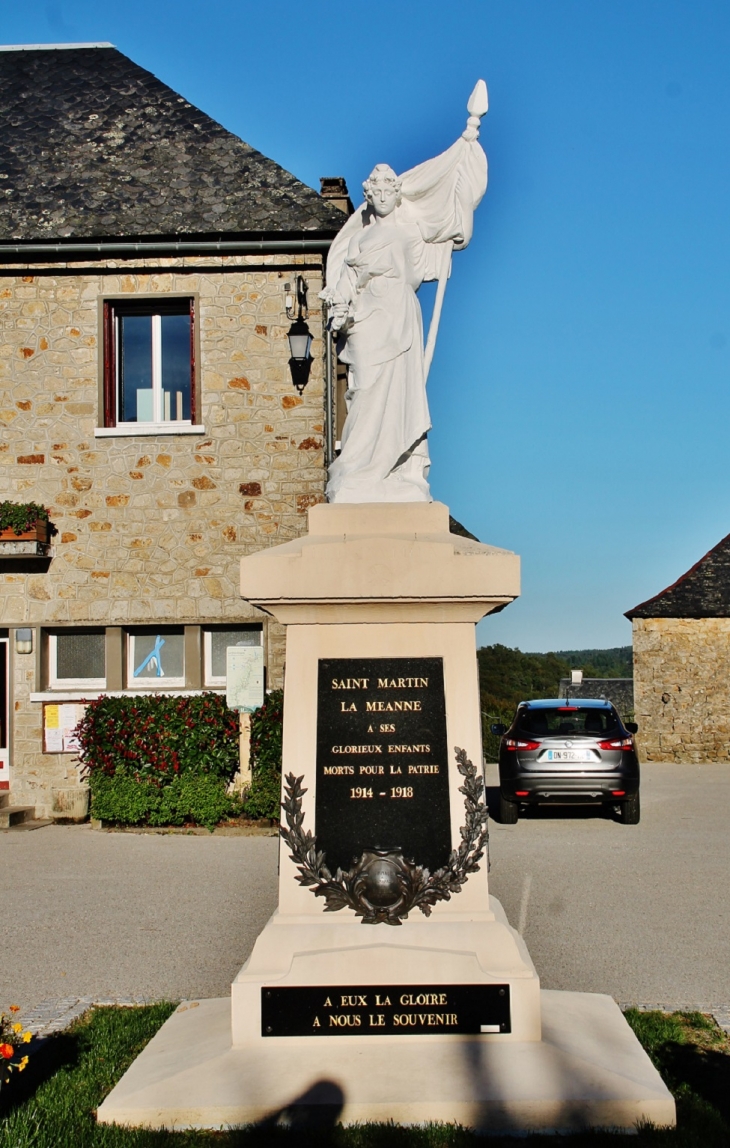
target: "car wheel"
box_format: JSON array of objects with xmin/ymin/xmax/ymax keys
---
[
  {"xmin": 618, "ymin": 791, "xmax": 640, "ymax": 825},
  {"xmin": 499, "ymin": 794, "xmax": 519, "ymax": 824}
]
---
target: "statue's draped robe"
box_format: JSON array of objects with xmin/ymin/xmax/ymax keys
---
[{"xmin": 325, "ymin": 134, "xmax": 487, "ymax": 503}]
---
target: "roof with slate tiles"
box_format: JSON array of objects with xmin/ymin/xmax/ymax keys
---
[
  {"xmin": 449, "ymin": 515, "xmax": 479, "ymax": 542},
  {"xmin": 626, "ymin": 532, "xmax": 730, "ymax": 618},
  {"xmin": 0, "ymin": 44, "xmax": 345, "ymax": 241}
]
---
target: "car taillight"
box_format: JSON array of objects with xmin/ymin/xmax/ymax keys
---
[
  {"xmin": 505, "ymin": 739, "xmax": 541, "ymax": 751},
  {"xmin": 598, "ymin": 738, "xmax": 633, "ymax": 751}
]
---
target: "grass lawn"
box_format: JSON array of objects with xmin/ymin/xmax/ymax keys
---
[{"xmin": 0, "ymin": 1005, "xmax": 728, "ymax": 1147}]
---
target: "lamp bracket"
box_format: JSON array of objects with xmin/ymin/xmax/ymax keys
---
[{"xmin": 286, "ymin": 274, "xmax": 309, "ymax": 320}]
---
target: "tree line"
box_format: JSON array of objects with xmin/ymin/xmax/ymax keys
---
[{"xmin": 478, "ymin": 644, "xmax": 632, "ymax": 722}]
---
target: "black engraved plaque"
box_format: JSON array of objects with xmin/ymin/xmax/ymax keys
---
[
  {"xmin": 261, "ymin": 983, "xmax": 511, "ymax": 1036},
  {"xmin": 315, "ymin": 657, "xmax": 450, "ymax": 875}
]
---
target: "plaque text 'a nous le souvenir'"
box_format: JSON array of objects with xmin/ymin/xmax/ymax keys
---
[{"xmin": 262, "ymin": 983, "xmax": 511, "ymax": 1037}]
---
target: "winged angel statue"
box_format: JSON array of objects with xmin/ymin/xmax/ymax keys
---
[{"xmin": 321, "ymin": 81, "xmax": 489, "ymax": 503}]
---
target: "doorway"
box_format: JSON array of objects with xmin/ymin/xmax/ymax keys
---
[{"xmin": 0, "ymin": 638, "xmax": 8, "ymax": 789}]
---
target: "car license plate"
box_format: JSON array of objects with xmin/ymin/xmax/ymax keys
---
[{"xmin": 542, "ymin": 750, "xmax": 595, "ymax": 763}]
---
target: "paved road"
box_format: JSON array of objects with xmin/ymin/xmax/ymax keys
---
[
  {"xmin": 0, "ymin": 828, "xmax": 279, "ymax": 1011},
  {"xmin": 1, "ymin": 762, "xmax": 727, "ymax": 1012},
  {"xmin": 485, "ymin": 760, "xmax": 730, "ymax": 1007}
]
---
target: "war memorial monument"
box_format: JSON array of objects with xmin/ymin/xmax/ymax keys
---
[{"xmin": 99, "ymin": 83, "xmax": 675, "ymax": 1134}]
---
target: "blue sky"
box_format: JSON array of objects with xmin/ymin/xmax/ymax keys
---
[{"xmin": 3, "ymin": 1, "xmax": 730, "ymax": 652}]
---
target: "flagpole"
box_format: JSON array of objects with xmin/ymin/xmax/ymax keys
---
[{"xmin": 423, "ymin": 241, "xmax": 453, "ymax": 383}]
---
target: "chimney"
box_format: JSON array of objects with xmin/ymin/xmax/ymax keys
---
[{"xmin": 320, "ymin": 177, "xmax": 354, "ymax": 216}]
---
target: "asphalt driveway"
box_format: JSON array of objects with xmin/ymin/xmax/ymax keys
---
[
  {"xmin": 0, "ymin": 828, "xmax": 279, "ymax": 1011},
  {"xmin": 1, "ymin": 762, "xmax": 727, "ymax": 1013},
  {"xmin": 485, "ymin": 760, "xmax": 730, "ymax": 1008}
]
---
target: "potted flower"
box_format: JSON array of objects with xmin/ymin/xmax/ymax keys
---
[
  {"xmin": 0, "ymin": 1005, "xmax": 32, "ymax": 1087},
  {"xmin": 0, "ymin": 501, "xmax": 55, "ymax": 543}
]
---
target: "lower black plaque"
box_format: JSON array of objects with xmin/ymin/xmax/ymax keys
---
[
  {"xmin": 261, "ymin": 984, "xmax": 510, "ymax": 1037},
  {"xmin": 316, "ymin": 657, "xmax": 451, "ymax": 874}
]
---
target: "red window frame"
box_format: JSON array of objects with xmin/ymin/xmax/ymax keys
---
[{"xmin": 102, "ymin": 298, "xmax": 196, "ymax": 429}]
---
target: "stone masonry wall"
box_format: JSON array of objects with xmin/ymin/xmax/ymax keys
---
[
  {"xmin": 632, "ymin": 616, "xmax": 730, "ymax": 762},
  {"xmin": 0, "ymin": 256, "xmax": 326, "ymax": 812}
]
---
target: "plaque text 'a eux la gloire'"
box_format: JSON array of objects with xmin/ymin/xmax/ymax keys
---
[{"xmin": 262, "ymin": 983, "xmax": 511, "ymax": 1037}]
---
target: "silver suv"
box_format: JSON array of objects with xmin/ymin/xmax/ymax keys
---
[{"xmin": 491, "ymin": 698, "xmax": 640, "ymax": 825}]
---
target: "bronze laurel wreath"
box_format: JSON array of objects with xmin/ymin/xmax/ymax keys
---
[{"xmin": 279, "ymin": 747, "xmax": 489, "ymax": 925}]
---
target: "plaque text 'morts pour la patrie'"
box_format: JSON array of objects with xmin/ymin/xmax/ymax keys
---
[{"xmin": 315, "ymin": 658, "xmax": 450, "ymax": 874}]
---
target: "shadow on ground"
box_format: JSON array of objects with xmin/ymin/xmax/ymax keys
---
[
  {"xmin": 258, "ymin": 1080, "xmax": 345, "ymax": 1130},
  {"xmin": 486, "ymin": 784, "xmax": 619, "ymax": 825},
  {"xmin": 662, "ymin": 1038, "xmax": 730, "ymax": 1125},
  {"xmin": 0, "ymin": 1032, "xmax": 79, "ymax": 1118}
]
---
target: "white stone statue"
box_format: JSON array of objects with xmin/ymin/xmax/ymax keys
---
[{"xmin": 321, "ymin": 81, "xmax": 489, "ymax": 504}]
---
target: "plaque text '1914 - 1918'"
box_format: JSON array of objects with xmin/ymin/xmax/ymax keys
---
[{"xmin": 315, "ymin": 658, "xmax": 450, "ymax": 874}]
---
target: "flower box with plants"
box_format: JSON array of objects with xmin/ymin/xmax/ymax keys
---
[
  {"xmin": 0, "ymin": 1005, "xmax": 32, "ymax": 1088},
  {"xmin": 0, "ymin": 501, "xmax": 55, "ymax": 542}
]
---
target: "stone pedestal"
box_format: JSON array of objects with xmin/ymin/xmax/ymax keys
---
[
  {"xmin": 230, "ymin": 501, "xmax": 540, "ymax": 1043},
  {"xmin": 98, "ymin": 503, "xmax": 675, "ymax": 1133}
]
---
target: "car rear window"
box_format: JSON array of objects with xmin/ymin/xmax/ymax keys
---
[{"xmin": 516, "ymin": 706, "xmax": 621, "ymax": 737}]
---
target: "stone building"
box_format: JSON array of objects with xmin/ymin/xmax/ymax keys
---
[
  {"xmin": 557, "ymin": 678, "xmax": 634, "ymax": 719},
  {"xmin": 0, "ymin": 43, "xmax": 348, "ymax": 818},
  {"xmin": 626, "ymin": 532, "xmax": 730, "ymax": 762}
]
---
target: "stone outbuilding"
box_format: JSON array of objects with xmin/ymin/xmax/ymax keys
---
[
  {"xmin": 558, "ymin": 678, "xmax": 634, "ymax": 719},
  {"xmin": 0, "ymin": 43, "xmax": 349, "ymax": 818},
  {"xmin": 626, "ymin": 532, "xmax": 730, "ymax": 762}
]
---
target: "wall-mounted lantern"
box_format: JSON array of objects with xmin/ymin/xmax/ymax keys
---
[
  {"xmin": 285, "ymin": 275, "xmax": 313, "ymax": 395},
  {"xmin": 15, "ymin": 628, "xmax": 33, "ymax": 655}
]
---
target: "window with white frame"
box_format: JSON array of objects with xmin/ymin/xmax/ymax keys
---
[
  {"xmin": 103, "ymin": 299, "xmax": 195, "ymax": 428},
  {"xmin": 48, "ymin": 630, "xmax": 106, "ymax": 688},
  {"xmin": 203, "ymin": 626, "xmax": 263, "ymax": 687},
  {"xmin": 127, "ymin": 627, "xmax": 185, "ymax": 688}
]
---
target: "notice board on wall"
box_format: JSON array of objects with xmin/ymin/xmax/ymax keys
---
[
  {"xmin": 43, "ymin": 703, "xmax": 86, "ymax": 753},
  {"xmin": 226, "ymin": 646, "xmax": 264, "ymax": 713}
]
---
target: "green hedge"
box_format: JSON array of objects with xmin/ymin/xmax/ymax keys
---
[
  {"xmin": 77, "ymin": 693, "xmax": 241, "ymax": 830},
  {"xmin": 76, "ymin": 691, "xmax": 284, "ymax": 828},
  {"xmin": 76, "ymin": 693, "xmax": 240, "ymax": 783},
  {"xmin": 88, "ymin": 768, "xmax": 234, "ymax": 830},
  {"xmin": 242, "ymin": 689, "xmax": 283, "ymax": 821}
]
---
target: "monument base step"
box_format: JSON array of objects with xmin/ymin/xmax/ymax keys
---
[{"xmin": 97, "ymin": 990, "xmax": 675, "ymax": 1134}]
